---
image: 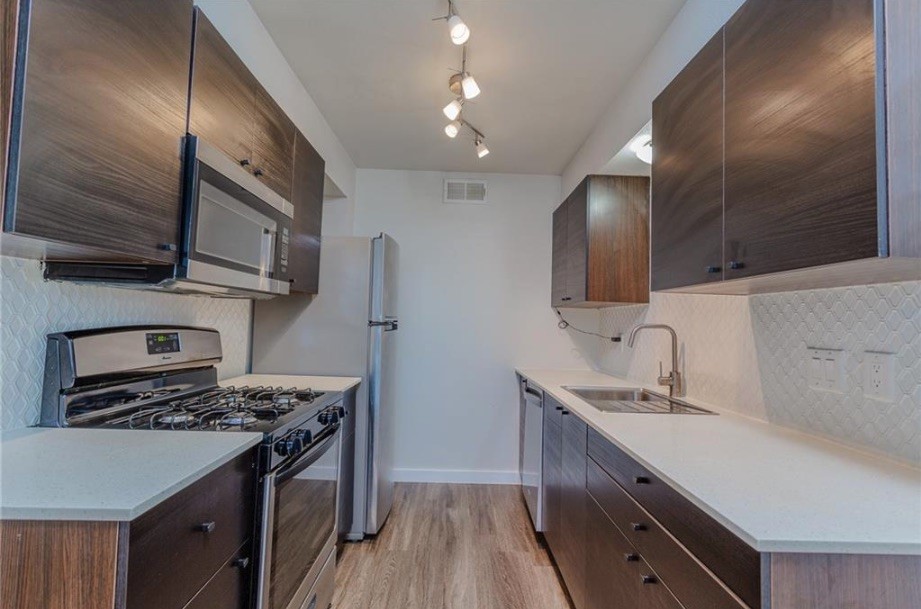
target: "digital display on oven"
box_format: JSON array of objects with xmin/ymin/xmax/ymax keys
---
[{"xmin": 146, "ymin": 332, "xmax": 180, "ymax": 355}]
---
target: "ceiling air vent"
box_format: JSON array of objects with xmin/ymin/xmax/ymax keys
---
[{"xmin": 444, "ymin": 179, "xmax": 488, "ymax": 204}]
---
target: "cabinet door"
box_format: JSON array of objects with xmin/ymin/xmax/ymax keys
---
[
  {"xmin": 650, "ymin": 30, "xmax": 724, "ymax": 291},
  {"xmin": 5, "ymin": 0, "xmax": 192, "ymax": 263},
  {"xmin": 551, "ymin": 203, "xmax": 569, "ymax": 306},
  {"xmin": 723, "ymin": 0, "xmax": 878, "ymax": 279},
  {"xmin": 189, "ymin": 9, "xmax": 257, "ymax": 170},
  {"xmin": 585, "ymin": 494, "xmax": 639, "ymax": 609},
  {"xmin": 565, "ymin": 181, "xmax": 588, "ymax": 303},
  {"xmin": 559, "ymin": 411, "xmax": 587, "ymax": 609},
  {"xmin": 252, "ymin": 85, "xmax": 295, "ymax": 201},
  {"xmin": 288, "ymin": 130, "xmax": 325, "ymax": 294},
  {"xmin": 541, "ymin": 402, "xmax": 563, "ymax": 554}
]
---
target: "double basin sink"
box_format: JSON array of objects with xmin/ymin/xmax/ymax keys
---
[{"xmin": 563, "ymin": 386, "xmax": 715, "ymax": 415}]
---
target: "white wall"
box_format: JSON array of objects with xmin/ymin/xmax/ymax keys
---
[
  {"xmin": 562, "ymin": 0, "xmax": 745, "ymax": 196},
  {"xmin": 352, "ymin": 169, "xmax": 595, "ymax": 482},
  {"xmin": 196, "ymin": 0, "xmax": 356, "ymax": 200}
]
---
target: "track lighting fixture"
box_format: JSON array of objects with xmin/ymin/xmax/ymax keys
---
[
  {"xmin": 433, "ymin": 1, "xmax": 489, "ymax": 158},
  {"xmin": 443, "ymin": 99, "xmax": 463, "ymax": 121},
  {"xmin": 444, "ymin": 120, "xmax": 462, "ymax": 138}
]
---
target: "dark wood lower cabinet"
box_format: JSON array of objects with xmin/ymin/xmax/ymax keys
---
[
  {"xmin": 558, "ymin": 412, "xmax": 587, "ymax": 609},
  {"xmin": 0, "ymin": 449, "xmax": 256, "ymax": 609},
  {"xmin": 542, "ymin": 414, "xmax": 563, "ymax": 554},
  {"xmin": 585, "ymin": 493, "xmax": 638, "ymax": 609}
]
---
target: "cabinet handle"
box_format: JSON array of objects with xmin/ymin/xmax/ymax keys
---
[
  {"xmin": 555, "ymin": 406, "xmax": 563, "ymax": 411},
  {"xmin": 634, "ymin": 476, "xmax": 650, "ymax": 484},
  {"xmin": 728, "ymin": 260, "xmax": 745, "ymax": 270},
  {"xmin": 158, "ymin": 243, "xmax": 177, "ymax": 252},
  {"xmin": 254, "ymin": 168, "xmax": 265, "ymax": 177},
  {"xmin": 561, "ymin": 297, "xmax": 572, "ymax": 301},
  {"xmin": 239, "ymin": 159, "xmax": 251, "ymax": 167},
  {"xmin": 233, "ymin": 557, "xmax": 250, "ymax": 569},
  {"xmin": 624, "ymin": 553, "xmax": 639, "ymax": 562},
  {"xmin": 195, "ymin": 521, "xmax": 216, "ymax": 533},
  {"xmin": 561, "ymin": 410, "xmax": 570, "ymax": 416},
  {"xmin": 631, "ymin": 522, "xmax": 647, "ymax": 532},
  {"xmin": 642, "ymin": 575, "xmax": 658, "ymax": 585},
  {"xmin": 705, "ymin": 265, "xmax": 721, "ymax": 274}
]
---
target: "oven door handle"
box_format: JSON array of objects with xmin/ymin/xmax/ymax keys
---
[{"xmin": 275, "ymin": 427, "xmax": 339, "ymax": 486}]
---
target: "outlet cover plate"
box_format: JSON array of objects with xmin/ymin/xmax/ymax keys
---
[{"xmin": 863, "ymin": 351, "xmax": 895, "ymax": 402}]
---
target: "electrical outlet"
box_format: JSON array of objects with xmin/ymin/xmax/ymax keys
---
[
  {"xmin": 863, "ymin": 351, "xmax": 894, "ymax": 402},
  {"xmin": 806, "ymin": 348, "xmax": 845, "ymax": 392}
]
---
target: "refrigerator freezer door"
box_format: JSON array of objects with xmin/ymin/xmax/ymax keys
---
[{"xmin": 366, "ymin": 321, "xmax": 397, "ymax": 534}]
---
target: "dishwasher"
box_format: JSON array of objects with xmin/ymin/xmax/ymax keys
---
[{"xmin": 518, "ymin": 374, "xmax": 543, "ymax": 531}]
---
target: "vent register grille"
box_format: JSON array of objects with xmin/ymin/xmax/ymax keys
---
[{"xmin": 444, "ymin": 179, "xmax": 488, "ymax": 204}]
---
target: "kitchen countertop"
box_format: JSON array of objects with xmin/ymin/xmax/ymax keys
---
[
  {"xmin": 221, "ymin": 374, "xmax": 361, "ymax": 393},
  {"xmin": 0, "ymin": 427, "xmax": 262, "ymax": 521},
  {"xmin": 517, "ymin": 368, "xmax": 921, "ymax": 555}
]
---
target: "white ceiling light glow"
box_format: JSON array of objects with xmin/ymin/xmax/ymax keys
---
[
  {"xmin": 434, "ymin": 0, "xmax": 489, "ymax": 159},
  {"xmin": 461, "ymin": 73, "xmax": 480, "ymax": 100},
  {"xmin": 447, "ymin": 14, "xmax": 469, "ymax": 45},
  {"xmin": 443, "ymin": 99, "xmax": 463, "ymax": 121},
  {"xmin": 444, "ymin": 120, "xmax": 462, "ymax": 138},
  {"xmin": 630, "ymin": 134, "xmax": 653, "ymax": 164}
]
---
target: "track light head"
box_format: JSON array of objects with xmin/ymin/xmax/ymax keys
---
[
  {"xmin": 445, "ymin": 120, "xmax": 462, "ymax": 138},
  {"xmin": 447, "ymin": 14, "xmax": 469, "ymax": 45},
  {"xmin": 475, "ymin": 139, "xmax": 489, "ymax": 158},
  {"xmin": 461, "ymin": 73, "xmax": 480, "ymax": 99},
  {"xmin": 443, "ymin": 99, "xmax": 463, "ymax": 121}
]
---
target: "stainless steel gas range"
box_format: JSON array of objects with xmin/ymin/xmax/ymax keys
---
[{"xmin": 40, "ymin": 325, "xmax": 341, "ymax": 609}]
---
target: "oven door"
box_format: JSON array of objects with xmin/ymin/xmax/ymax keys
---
[
  {"xmin": 258, "ymin": 429, "xmax": 340, "ymax": 609},
  {"xmin": 180, "ymin": 137, "xmax": 293, "ymax": 297}
]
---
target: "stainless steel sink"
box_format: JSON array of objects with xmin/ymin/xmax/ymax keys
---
[{"xmin": 562, "ymin": 386, "xmax": 715, "ymax": 415}]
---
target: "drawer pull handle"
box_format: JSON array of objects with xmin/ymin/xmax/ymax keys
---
[
  {"xmin": 254, "ymin": 168, "xmax": 265, "ymax": 177},
  {"xmin": 634, "ymin": 476, "xmax": 650, "ymax": 484},
  {"xmin": 555, "ymin": 406, "xmax": 563, "ymax": 411},
  {"xmin": 631, "ymin": 522, "xmax": 647, "ymax": 532},
  {"xmin": 233, "ymin": 557, "xmax": 250, "ymax": 569},
  {"xmin": 642, "ymin": 575, "xmax": 658, "ymax": 585},
  {"xmin": 624, "ymin": 553, "xmax": 639, "ymax": 562},
  {"xmin": 195, "ymin": 521, "xmax": 216, "ymax": 534},
  {"xmin": 561, "ymin": 410, "xmax": 570, "ymax": 415}
]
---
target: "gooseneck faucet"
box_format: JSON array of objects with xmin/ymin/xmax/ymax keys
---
[{"xmin": 627, "ymin": 324, "xmax": 682, "ymax": 397}]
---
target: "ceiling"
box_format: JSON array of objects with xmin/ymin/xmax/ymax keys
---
[{"xmin": 250, "ymin": 0, "xmax": 684, "ymax": 175}]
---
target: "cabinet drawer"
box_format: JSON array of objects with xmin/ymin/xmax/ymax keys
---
[
  {"xmin": 587, "ymin": 457, "xmax": 747, "ymax": 609},
  {"xmin": 183, "ymin": 542, "xmax": 252, "ymax": 609},
  {"xmin": 127, "ymin": 450, "xmax": 256, "ymax": 609},
  {"xmin": 587, "ymin": 429, "xmax": 760, "ymax": 609}
]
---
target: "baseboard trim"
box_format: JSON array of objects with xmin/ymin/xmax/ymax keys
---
[{"xmin": 392, "ymin": 468, "xmax": 520, "ymax": 485}]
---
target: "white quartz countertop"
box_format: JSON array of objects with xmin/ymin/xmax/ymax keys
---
[
  {"xmin": 221, "ymin": 374, "xmax": 361, "ymax": 393},
  {"xmin": 0, "ymin": 428, "xmax": 262, "ymax": 521},
  {"xmin": 517, "ymin": 368, "xmax": 921, "ymax": 555}
]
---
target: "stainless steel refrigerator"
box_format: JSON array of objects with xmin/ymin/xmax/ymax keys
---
[{"xmin": 251, "ymin": 233, "xmax": 399, "ymax": 538}]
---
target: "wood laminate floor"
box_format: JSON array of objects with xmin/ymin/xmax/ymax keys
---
[{"xmin": 333, "ymin": 483, "xmax": 572, "ymax": 609}]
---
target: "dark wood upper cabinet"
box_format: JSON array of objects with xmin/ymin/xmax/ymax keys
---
[
  {"xmin": 723, "ymin": 0, "xmax": 878, "ymax": 279},
  {"xmin": 551, "ymin": 175, "xmax": 650, "ymax": 307},
  {"xmin": 288, "ymin": 129, "xmax": 325, "ymax": 294},
  {"xmin": 651, "ymin": 0, "xmax": 920, "ymax": 294},
  {"xmin": 189, "ymin": 8, "xmax": 294, "ymax": 202},
  {"xmin": 188, "ymin": 9, "xmax": 257, "ymax": 171},
  {"xmin": 252, "ymin": 86, "xmax": 295, "ymax": 201},
  {"xmin": 651, "ymin": 31, "xmax": 724, "ymax": 291},
  {"xmin": 1, "ymin": 0, "xmax": 193, "ymax": 263}
]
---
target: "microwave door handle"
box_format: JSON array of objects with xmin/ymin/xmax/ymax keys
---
[{"xmin": 274, "ymin": 429, "xmax": 339, "ymax": 486}]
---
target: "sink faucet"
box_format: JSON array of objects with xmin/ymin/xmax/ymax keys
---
[{"xmin": 627, "ymin": 324, "xmax": 682, "ymax": 397}]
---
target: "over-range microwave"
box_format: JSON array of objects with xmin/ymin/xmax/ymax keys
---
[{"xmin": 43, "ymin": 136, "xmax": 293, "ymax": 299}]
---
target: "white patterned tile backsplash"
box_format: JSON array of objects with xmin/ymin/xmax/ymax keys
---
[
  {"xmin": 566, "ymin": 281, "xmax": 921, "ymax": 464},
  {"xmin": 0, "ymin": 256, "xmax": 252, "ymax": 430}
]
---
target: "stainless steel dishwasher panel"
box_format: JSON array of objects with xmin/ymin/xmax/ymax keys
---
[{"xmin": 518, "ymin": 375, "xmax": 543, "ymax": 531}]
